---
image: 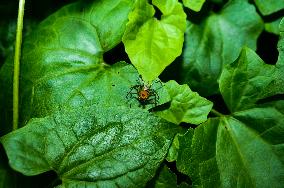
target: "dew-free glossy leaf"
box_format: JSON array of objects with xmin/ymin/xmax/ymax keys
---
[
  {"xmin": 123, "ymin": 0, "xmax": 186, "ymax": 82},
  {"xmin": 156, "ymin": 80, "xmax": 212, "ymax": 125},
  {"xmin": 0, "ymin": 0, "xmax": 134, "ymax": 129},
  {"xmin": 177, "ymin": 107, "xmax": 284, "ymax": 187},
  {"xmin": 1, "ymin": 105, "xmax": 179, "ymax": 187},
  {"xmin": 219, "ymin": 47, "xmax": 284, "ymax": 112},
  {"xmin": 182, "ymin": 0, "xmax": 206, "ymax": 12},
  {"xmin": 254, "ymin": 0, "xmax": 284, "ymax": 16},
  {"xmin": 181, "ymin": 0, "xmax": 263, "ymax": 96},
  {"xmin": 177, "ymin": 42, "xmax": 284, "ymax": 187}
]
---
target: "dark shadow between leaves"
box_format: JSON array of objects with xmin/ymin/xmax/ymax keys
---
[
  {"xmin": 256, "ymin": 31, "xmax": 279, "ymax": 65},
  {"xmin": 256, "ymin": 94, "xmax": 284, "ymax": 105},
  {"xmin": 103, "ymin": 42, "xmax": 130, "ymax": 65},
  {"xmin": 0, "ymin": 144, "xmax": 60, "ymax": 188}
]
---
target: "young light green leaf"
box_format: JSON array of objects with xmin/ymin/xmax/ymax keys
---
[
  {"xmin": 0, "ymin": 0, "xmax": 134, "ymax": 129},
  {"xmin": 181, "ymin": 0, "xmax": 263, "ymax": 96},
  {"xmin": 182, "ymin": 0, "xmax": 206, "ymax": 12},
  {"xmin": 1, "ymin": 105, "xmax": 180, "ymax": 187},
  {"xmin": 123, "ymin": 0, "xmax": 186, "ymax": 82},
  {"xmin": 254, "ymin": 0, "xmax": 284, "ymax": 16},
  {"xmin": 156, "ymin": 80, "xmax": 213, "ymax": 125},
  {"xmin": 220, "ymin": 47, "xmax": 284, "ymax": 112}
]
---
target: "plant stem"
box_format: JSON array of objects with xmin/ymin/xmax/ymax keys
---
[
  {"xmin": 13, "ymin": 0, "xmax": 25, "ymax": 130},
  {"xmin": 211, "ymin": 109, "xmax": 223, "ymax": 117}
]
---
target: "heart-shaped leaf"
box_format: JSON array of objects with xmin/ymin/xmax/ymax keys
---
[{"xmin": 123, "ymin": 0, "xmax": 186, "ymax": 82}]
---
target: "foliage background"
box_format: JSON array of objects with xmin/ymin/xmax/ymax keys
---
[{"xmin": 0, "ymin": 0, "xmax": 283, "ymax": 187}]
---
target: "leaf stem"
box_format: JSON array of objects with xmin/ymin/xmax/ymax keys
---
[
  {"xmin": 211, "ymin": 109, "xmax": 223, "ymax": 117},
  {"xmin": 13, "ymin": 0, "xmax": 25, "ymax": 130}
]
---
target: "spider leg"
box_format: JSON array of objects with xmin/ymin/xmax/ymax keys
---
[
  {"xmin": 126, "ymin": 85, "xmax": 140, "ymax": 99},
  {"xmin": 149, "ymin": 89, "xmax": 159, "ymax": 102},
  {"xmin": 153, "ymin": 79, "xmax": 164, "ymax": 90},
  {"xmin": 146, "ymin": 94, "xmax": 158, "ymax": 107}
]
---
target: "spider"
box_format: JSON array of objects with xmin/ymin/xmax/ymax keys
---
[{"xmin": 126, "ymin": 76, "xmax": 161, "ymax": 108}]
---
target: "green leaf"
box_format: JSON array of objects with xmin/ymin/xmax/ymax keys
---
[
  {"xmin": 254, "ymin": 0, "xmax": 284, "ymax": 16},
  {"xmin": 219, "ymin": 47, "xmax": 284, "ymax": 112},
  {"xmin": 0, "ymin": 0, "xmax": 134, "ymax": 129},
  {"xmin": 176, "ymin": 46, "xmax": 284, "ymax": 187},
  {"xmin": 177, "ymin": 109, "xmax": 284, "ymax": 187},
  {"xmin": 153, "ymin": 166, "xmax": 178, "ymax": 188},
  {"xmin": 156, "ymin": 80, "xmax": 212, "ymax": 125},
  {"xmin": 1, "ymin": 105, "xmax": 180, "ymax": 187},
  {"xmin": 181, "ymin": 0, "xmax": 263, "ymax": 96},
  {"xmin": 182, "ymin": 0, "xmax": 206, "ymax": 12},
  {"xmin": 165, "ymin": 134, "xmax": 180, "ymax": 162},
  {"xmin": 265, "ymin": 17, "xmax": 282, "ymax": 35},
  {"xmin": 123, "ymin": 0, "xmax": 186, "ymax": 82}
]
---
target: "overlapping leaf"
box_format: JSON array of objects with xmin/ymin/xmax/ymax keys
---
[
  {"xmin": 1, "ymin": 106, "xmax": 180, "ymax": 187},
  {"xmin": 181, "ymin": 0, "xmax": 263, "ymax": 96},
  {"xmin": 265, "ymin": 17, "xmax": 282, "ymax": 35},
  {"xmin": 176, "ymin": 46, "xmax": 284, "ymax": 187},
  {"xmin": 254, "ymin": 0, "xmax": 284, "ymax": 16},
  {"xmin": 123, "ymin": 0, "xmax": 186, "ymax": 82},
  {"xmin": 0, "ymin": 0, "xmax": 135, "ymax": 131},
  {"xmin": 182, "ymin": 0, "xmax": 205, "ymax": 12},
  {"xmin": 156, "ymin": 80, "xmax": 212, "ymax": 125},
  {"xmin": 220, "ymin": 47, "xmax": 284, "ymax": 112}
]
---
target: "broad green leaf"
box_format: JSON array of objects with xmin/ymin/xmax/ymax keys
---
[
  {"xmin": 182, "ymin": 0, "xmax": 206, "ymax": 12},
  {"xmin": 156, "ymin": 80, "xmax": 212, "ymax": 125},
  {"xmin": 265, "ymin": 17, "xmax": 282, "ymax": 35},
  {"xmin": 1, "ymin": 106, "xmax": 180, "ymax": 187},
  {"xmin": 123, "ymin": 0, "xmax": 186, "ymax": 82},
  {"xmin": 254, "ymin": 0, "xmax": 284, "ymax": 16},
  {"xmin": 220, "ymin": 47, "xmax": 284, "ymax": 112},
  {"xmin": 177, "ymin": 108, "xmax": 284, "ymax": 187},
  {"xmin": 181, "ymin": 0, "xmax": 263, "ymax": 96},
  {"xmin": 176, "ymin": 45, "xmax": 284, "ymax": 187},
  {"xmin": 0, "ymin": 0, "xmax": 134, "ymax": 130}
]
